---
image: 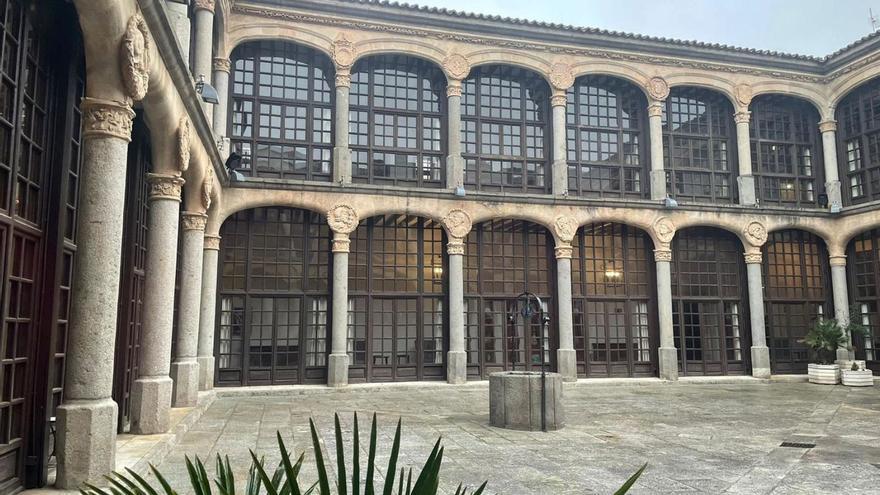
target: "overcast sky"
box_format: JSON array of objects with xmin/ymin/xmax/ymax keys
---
[{"xmin": 410, "ymin": 0, "xmax": 880, "ymax": 57}]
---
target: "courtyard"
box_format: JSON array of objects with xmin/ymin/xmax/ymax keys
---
[{"xmin": 147, "ymin": 380, "xmax": 880, "ymax": 494}]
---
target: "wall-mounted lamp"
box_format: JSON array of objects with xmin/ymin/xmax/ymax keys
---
[
  {"xmin": 225, "ymin": 151, "xmax": 245, "ymax": 181},
  {"xmin": 195, "ymin": 74, "xmax": 220, "ymax": 104}
]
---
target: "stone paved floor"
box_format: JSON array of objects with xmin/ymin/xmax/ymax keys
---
[{"xmin": 152, "ymin": 381, "xmax": 880, "ymax": 494}]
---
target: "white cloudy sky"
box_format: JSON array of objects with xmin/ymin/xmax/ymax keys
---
[{"xmin": 407, "ymin": 0, "xmax": 880, "ymax": 57}]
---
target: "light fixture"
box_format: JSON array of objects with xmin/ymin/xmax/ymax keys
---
[
  {"xmin": 663, "ymin": 196, "xmax": 678, "ymax": 208},
  {"xmin": 817, "ymin": 193, "xmax": 829, "ymax": 208},
  {"xmin": 454, "ymin": 185, "xmax": 466, "ymax": 197},
  {"xmin": 195, "ymin": 74, "xmax": 220, "ymax": 104},
  {"xmin": 225, "ymin": 151, "xmax": 246, "ymax": 181}
]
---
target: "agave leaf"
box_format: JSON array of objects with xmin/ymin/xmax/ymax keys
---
[
  {"xmin": 108, "ymin": 470, "xmax": 142, "ymax": 494},
  {"xmin": 453, "ymin": 483, "xmax": 463, "ymax": 495},
  {"xmin": 335, "ymin": 413, "xmax": 348, "ymax": 495},
  {"xmin": 613, "ymin": 463, "xmax": 648, "ymax": 495},
  {"xmin": 196, "ymin": 456, "xmax": 213, "ymax": 495},
  {"xmin": 302, "ymin": 481, "xmax": 319, "ymax": 495},
  {"xmin": 124, "ymin": 467, "xmax": 160, "ymax": 495},
  {"xmin": 397, "ymin": 468, "xmax": 405, "ymax": 495},
  {"xmin": 104, "ymin": 473, "xmax": 137, "ymax": 495},
  {"xmin": 147, "ymin": 464, "xmax": 178, "ymax": 495},
  {"xmin": 244, "ymin": 456, "xmax": 264, "ymax": 495},
  {"xmin": 471, "ymin": 481, "xmax": 488, "ymax": 495},
  {"xmin": 410, "ymin": 438, "xmax": 442, "ymax": 493},
  {"xmin": 248, "ymin": 449, "xmax": 280, "ymax": 495},
  {"xmin": 277, "ymin": 432, "xmax": 302, "ymax": 495},
  {"xmin": 405, "ymin": 469, "xmax": 412, "ymax": 495},
  {"xmin": 288, "ymin": 452, "xmax": 308, "ymax": 495},
  {"xmin": 364, "ymin": 414, "xmax": 378, "ymax": 495},
  {"xmin": 82, "ymin": 482, "xmax": 114, "ymax": 495},
  {"xmin": 353, "ymin": 413, "xmax": 361, "ymax": 495},
  {"xmin": 382, "ymin": 418, "xmax": 402, "ymax": 495},
  {"xmin": 309, "ymin": 418, "xmax": 332, "ymax": 495},
  {"xmin": 213, "ymin": 455, "xmax": 235, "ymax": 495}
]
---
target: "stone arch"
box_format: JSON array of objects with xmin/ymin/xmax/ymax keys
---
[
  {"xmin": 351, "ymin": 38, "xmax": 447, "ymax": 68},
  {"xmin": 224, "ymin": 23, "xmax": 334, "ymax": 60},
  {"xmin": 570, "ymin": 61, "xmax": 652, "ymax": 99},
  {"xmin": 463, "ymin": 48, "xmax": 552, "ymax": 86},
  {"xmin": 664, "ymin": 73, "xmax": 738, "ymax": 108},
  {"xmin": 749, "ymin": 82, "xmax": 828, "ymax": 119},
  {"xmin": 829, "ymin": 66, "xmax": 880, "ymax": 111}
]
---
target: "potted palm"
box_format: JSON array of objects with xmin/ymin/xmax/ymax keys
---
[
  {"xmin": 802, "ymin": 318, "xmax": 845, "ymax": 384},
  {"xmin": 841, "ymin": 360, "xmax": 874, "ymax": 387}
]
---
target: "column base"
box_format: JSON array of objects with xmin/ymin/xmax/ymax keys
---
[
  {"xmin": 171, "ymin": 359, "xmax": 199, "ymax": 407},
  {"xmin": 556, "ymin": 348, "xmax": 577, "ymax": 382},
  {"xmin": 650, "ymin": 169, "xmax": 667, "ymax": 201},
  {"xmin": 197, "ymin": 355, "xmax": 215, "ymax": 391},
  {"xmin": 836, "ymin": 347, "xmax": 854, "ymax": 361},
  {"xmin": 55, "ymin": 398, "xmax": 118, "ymax": 489},
  {"xmin": 737, "ymin": 175, "xmax": 757, "ymax": 206},
  {"xmin": 658, "ymin": 346, "xmax": 679, "ymax": 381},
  {"xmin": 750, "ymin": 345, "xmax": 771, "ymax": 379},
  {"xmin": 447, "ymin": 350, "xmax": 467, "ymax": 384},
  {"xmin": 130, "ymin": 376, "xmax": 173, "ymax": 434},
  {"xmin": 328, "ymin": 353, "xmax": 348, "ymax": 387}
]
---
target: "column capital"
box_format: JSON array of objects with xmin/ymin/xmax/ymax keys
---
[
  {"xmin": 193, "ymin": 0, "xmax": 215, "ymax": 13},
  {"xmin": 819, "ymin": 119, "xmax": 838, "ymax": 133},
  {"xmin": 332, "ymin": 231, "xmax": 351, "ymax": 253},
  {"xmin": 446, "ymin": 80, "xmax": 462, "ymax": 98},
  {"xmin": 212, "ymin": 57, "xmax": 231, "ymax": 73},
  {"xmin": 146, "ymin": 173, "xmax": 185, "ymax": 202},
  {"xmin": 204, "ymin": 234, "xmax": 221, "ymax": 251},
  {"xmin": 744, "ymin": 252, "xmax": 762, "ymax": 264},
  {"xmin": 734, "ymin": 111, "xmax": 751, "ymax": 124},
  {"xmin": 654, "ymin": 248, "xmax": 672, "ymax": 262},
  {"xmin": 554, "ymin": 244, "xmax": 573, "ymax": 259},
  {"xmin": 81, "ymin": 98, "xmax": 135, "ymax": 142},
  {"xmin": 447, "ymin": 238, "xmax": 465, "ymax": 255},
  {"xmin": 647, "ymin": 101, "xmax": 663, "ymax": 118},
  {"xmin": 181, "ymin": 212, "xmax": 208, "ymax": 231},
  {"xmin": 335, "ymin": 68, "xmax": 351, "ymax": 89},
  {"xmin": 829, "ymin": 254, "xmax": 847, "ymax": 266},
  {"xmin": 550, "ymin": 89, "xmax": 567, "ymax": 108}
]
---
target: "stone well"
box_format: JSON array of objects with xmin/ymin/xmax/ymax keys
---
[{"xmin": 489, "ymin": 371, "xmax": 564, "ymax": 431}]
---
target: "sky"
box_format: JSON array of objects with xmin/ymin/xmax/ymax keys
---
[{"xmin": 407, "ymin": 0, "xmax": 880, "ymax": 58}]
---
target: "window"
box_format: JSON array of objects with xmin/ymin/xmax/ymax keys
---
[
  {"xmin": 848, "ymin": 229, "xmax": 880, "ymax": 367},
  {"xmin": 229, "ymin": 41, "xmax": 333, "ymax": 181},
  {"xmin": 350, "ymin": 56, "xmax": 445, "ymax": 187},
  {"xmin": 462, "ymin": 66, "xmax": 551, "ymax": 193},
  {"xmin": 837, "ymin": 77, "xmax": 880, "ymax": 204}
]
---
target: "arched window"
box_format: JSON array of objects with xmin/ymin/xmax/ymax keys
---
[
  {"xmin": 349, "ymin": 56, "xmax": 446, "ymax": 187},
  {"xmin": 837, "ymin": 78, "xmax": 880, "ymax": 204},
  {"xmin": 228, "ymin": 41, "xmax": 334, "ymax": 180},
  {"xmin": 566, "ymin": 77, "xmax": 648, "ymax": 198},
  {"xmin": 663, "ymin": 88, "xmax": 736, "ymax": 203},
  {"xmin": 762, "ymin": 230, "xmax": 829, "ymax": 374},
  {"xmin": 464, "ymin": 220, "xmax": 553, "ymax": 378},
  {"xmin": 462, "ymin": 66, "xmax": 551, "ymax": 193},
  {"xmin": 217, "ymin": 208, "xmax": 331, "ymax": 386},
  {"xmin": 571, "ymin": 223, "xmax": 656, "ymax": 377},
  {"xmin": 671, "ymin": 229, "xmax": 748, "ymax": 376},
  {"xmin": 348, "ymin": 215, "xmax": 445, "ymax": 382},
  {"xmin": 751, "ymin": 96, "xmax": 822, "ymax": 207},
  {"xmin": 849, "ymin": 229, "xmax": 880, "ymax": 371}
]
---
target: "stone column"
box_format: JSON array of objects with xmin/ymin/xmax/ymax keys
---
[
  {"xmin": 170, "ymin": 212, "xmax": 206, "ymax": 407},
  {"xmin": 197, "ymin": 234, "xmax": 220, "ymax": 391},
  {"xmin": 648, "ymin": 101, "xmax": 667, "ymax": 200},
  {"xmin": 55, "ymin": 98, "xmax": 134, "ymax": 489},
  {"xmin": 830, "ymin": 253, "xmax": 853, "ymax": 360},
  {"xmin": 735, "ymin": 111, "xmax": 757, "ymax": 206},
  {"xmin": 333, "ymin": 68, "xmax": 352, "ymax": 183},
  {"xmin": 165, "ymin": 0, "xmax": 191, "ymax": 69},
  {"xmin": 555, "ymin": 242, "xmax": 576, "ymax": 381},
  {"xmin": 655, "ymin": 248, "xmax": 678, "ymax": 381},
  {"xmin": 211, "ymin": 57, "xmax": 230, "ymax": 139},
  {"xmin": 551, "ymin": 89, "xmax": 568, "ymax": 195},
  {"xmin": 447, "ymin": 237, "xmax": 467, "ymax": 383},
  {"xmin": 820, "ymin": 120, "xmax": 842, "ymax": 210},
  {"xmin": 193, "ymin": 0, "xmax": 215, "ymax": 120},
  {"xmin": 329, "ymin": 231, "xmax": 350, "ymax": 386},
  {"xmin": 446, "ymin": 79, "xmax": 464, "ymax": 190},
  {"xmin": 744, "ymin": 251, "xmax": 770, "ymax": 378},
  {"xmin": 130, "ymin": 173, "xmax": 185, "ymax": 434}
]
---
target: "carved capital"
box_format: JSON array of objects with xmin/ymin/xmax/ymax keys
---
[
  {"xmin": 654, "ymin": 249, "xmax": 672, "ymax": 262},
  {"xmin": 120, "ymin": 13, "xmax": 151, "ymax": 101},
  {"xmin": 204, "ymin": 234, "xmax": 221, "ymax": 251},
  {"xmin": 743, "ymin": 221, "xmax": 768, "ymax": 247},
  {"xmin": 146, "ymin": 173, "xmax": 185, "ymax": 201},
  {"xmin": 734, "ymin": 83, "xmax": 753, "ymax": 108},
  {"xmin": 332, "ymin": 232, "xmax": 351, "ymax": 253},
  {"xmin": 550, "ymin": 90, "xmax": 567, "ymax": 108},
  {"xmin": 442, "ymin": 209, "xmax": 472, "ymax": 239},
  {"xmin": 554, "ymin": 216, "xmax": 577, "ymax": 243},
  {"xmin": 81, "ymin": 98, "xmax": 135, "ymax": 141},
  {"xmin": 332, "ymin": 34, "xmax": 356, "ymax": 69},
  {"xmin": 554, "ymin": 244, "xmax": 573, "ymax": 259},
  {"xmin": 335, "ymin": 68, "xmax": 351, "ymax": 89},
  {"xmin": 447, "ymin": 239, "xmax": 465, "ymax": 255},
  {"xmin": 652, "ymin": 216, "xmax": 675, "ymax": 244},
  {"xmin": 647, "ymin": 102, "xmax": 663, "ymax": 118},
  {"xmin": 181, "ymin": 212, "xmax": 208, "ymax": 231},
  {"xmin": 744, "ymin": 252, "xmax": 763, "ymax": 264},
  {"xmin": 202, "ymin": 167, "xmax": 215, "ymax": 210},
  {"xmin": 212, "ymin": 57, "xmax": 231, "ymax": 73},
  {"xmin": 829, "ymin": 255, "xmax": 847, "ymax": 267},
  {"xmin": 647, "ymin": 76, "xmax": 670, "ymax": 101},
  {"xmin": 327, "ymin": 204, "xmax": 358, "ymax": 233},
  {"xmin": 819, "ymin": 120, "xmax": 838, "ymax": 133},
  {"xmin": 442, "ymin": 53, "xmax": 470, "ymax": 80},
  {"xmin": 548, "ymin": 63, "xmax": 574, "ymax": 90},
  {"xmin": 446, "ymin": 80, "xmax": 462, "ymax": 98},
  {"xmin": 734, "ymin": 111, "xmax": 751, "ymax": 124},
  {"xmin": 178, "ymin": 116, "xmax": 192, "ymax": 173},
  {"xmin": 193, "ymin": 0, "xmax": 215, "ymax": 13}
]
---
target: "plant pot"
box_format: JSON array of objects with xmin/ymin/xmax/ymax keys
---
[
  {"xmin": 836, "ymin": 359, "xmax": 866, "ymax": 371},
  {"xmin": 808, "ymin": 363, "xmax": 840, "ymax": 385},
  {"xmin": 842, "ymin": 369, "xmax": 874, "ymax": 387}
]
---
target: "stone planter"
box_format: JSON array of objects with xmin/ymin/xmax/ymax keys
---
[
  {"xmin": 489, "ymin": 371, "xmax": 564, "ymax": 431},
  {"xmin": 808, "ymin": 363, "xmax": 840, "ymax": 385},
  {"xmin": 841, "ymin": 369, "xmax": 874, "ymax": 387},
  {"xmin": 836, "ymin": 359, "xmax": 866, "ymax": 372}
]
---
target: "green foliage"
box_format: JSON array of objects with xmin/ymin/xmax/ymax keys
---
[
  {"xmin": 802, "ymin": 318, "xmax": 846, "ymax": 364},
  {"xmin": 78, "ymin": 413, "xmax": 646, "ymax": 495}
]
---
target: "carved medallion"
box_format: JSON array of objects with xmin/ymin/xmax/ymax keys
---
[
  {"xmin": 548, "ymin": 63, "xmax": 574, "ymax": 90},
  {"xmin": 178, "ymin": 116, "xmax": 191, "ymax": 173},
  {"xmin": 81, "ymin": 98, "xmax": 135, "ymax": 141},
  {"xmin": 327, "ymin": 204, "xmax": 358, "ymax": 233},
  {"xmin": 652, "ymin": 216, "xmax": 675, "ymax": 243},
  {"xmin": 442, "ymin": 53, "xmax": 470, "ymax": 80},
  {"xmin": 120, "ymin": 13, "xmax": 151, "ymax": 101},
  {"xmin": 554, "ymin": 216, "xmax": 577, "ymax": 243},
  {"xmin": 442, "ymin": 209, "xmax": 472, "ymax": 239},
  {"xmin": 202, "ymin": 167, "xmax": 214, "ymax": 211},
  {"xmin": 332, "ymin": 34, "xmax": 356, "ymax": 69},
  {"xmin": 734, "ymin": 83, "xmax": 753, "ymax": 108},
  {"xmin": 743, "ymin": 221, "xmax": 768, "ymax": 247},
  {"xmin": 647, "ymin": 76, "xmax": 670, "ymax": 101}
]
